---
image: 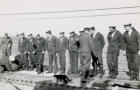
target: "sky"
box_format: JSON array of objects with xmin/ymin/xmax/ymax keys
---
[{"xmin": 0, "ymin": 0, "xmax": 140, "ymax": 37}]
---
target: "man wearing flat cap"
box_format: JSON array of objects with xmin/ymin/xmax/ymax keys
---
[
  {"xmin": 18, "ymin": 33, "xmax": 28, "ymax": 70},
  {"xmin": 123, "ymin": 23, "xmax": 140, "ymax": 80},
  {"xmin": 58, "ymin": 32, "xmax": 69, "ymax": 74},
  {"xmin": 107, "ymin": 26, "xmax": 125, "ymax": 79},
  {"xmin": 69, "ymin": 31, "xmax": 79, "ymax": 75},
  {"xmin": 34, "ymin": 34, "xmax": 46, "ymax": 74},
  {"xmin": 45, "ymin": 31, "xmax": 58, "ymax": 74},
  {"xmin": 27, "ymin": 34, "xmax": 36, "ymax": 70},
  {"xmin": 0, "ymin": 33, "xmax": 13, "ymax": 71}
]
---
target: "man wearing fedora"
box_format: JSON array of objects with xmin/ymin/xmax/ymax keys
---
[{"xmin": 123, "ymin": 23, "xmax": 140, "ymax": 80}]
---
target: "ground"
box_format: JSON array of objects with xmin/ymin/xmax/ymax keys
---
[{"xmin": 0, "ymin": 37, "xmax": 140, "ymax": 90}]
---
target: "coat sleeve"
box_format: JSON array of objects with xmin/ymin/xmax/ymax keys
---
[
  {"xmin": 9, "ymin": 37, "xmax": 13, "ymax": 48},
  {"xmin": 123, "ymin": 32, "xmax": 126, "ymax": 50},
  {"xmin": 136, "ymin": 31, "xmax": 140, "ymax": 50},
  {"xmin": 100, "ymin": 34, "xmax": 105, "ymax": 49},
  {"xmin": 25, "ymin": 39, "xmax": 29, "ymax": 51},
  {"xmin": 18, "ymin": 40, "xmax": 20, "ymax": 51},
  {"xmin": 0, "ymin": 39, "xmax": 4, "ymax": 48},
  {"xmin": 88, "ymin": 35, "xmax": 97, "ymax": 56},
  {"xmin": 118, "ymin": 32, "xmax": 125, "ymax": 50},
  {"xmin": 54, "ymin": 37, "xmax": 59, "ymax": 51},
  {"xmin": 65, "ymin": 37, "xmax": 69, "ymax": 50},
  {"xmin": 43, "ymin": 38, "xmax": 46, "ymax": 51}
]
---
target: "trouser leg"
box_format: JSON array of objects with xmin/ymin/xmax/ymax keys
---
[
  {"xmin": 48, "ymin": 51, "xmax": 53, "ymax": 73},
  {"xmin": 107, "ymin": 52, "xmax": 113, "ymax": 77},
  {"xmin": 53, "ymin": 52, "xmax": 58, "ymax": 73},
  {"xmin": 74, "ymin": 52, "xmax": 78, "ymax": 74},
  {"xmin": 80, "ymin": 52, "xmax": 91, "ymax": 81},
  {"xmin": 97, "ymin": 51, "xmax": 104, "ymax": 78},
  {"xmin": 24, "ymin": 53, "xmax": 29, "ymax": 70},
  {"xmin": 69, "ymin": 52, "xmax": 78, "ymax": 74},
  {"xmin": 59, "ymin": 52, "xmax": 65, "ymax": 74},
  {"xmin": 2, "ymin": 54, "xmax": 13, "ymax": 71},
  {"xmin": 112, "ymin": 52, "xmax": 119, "ymax": 75},
  {"xmin": 112, "ymin": 52, "xmax": 119, "ymax": 79},
  {"xmin": 126, "ymin": 52, "xmax": 132, "ymax": 75},
  {"xmin": 20, "ymin": 51, "xmax": 26, "ymax": 69},
  {"xmin": 69, "ymin": 51, "xmax": 74, "ymax": 74},
  {"xmin": 135, "ymin": 56, "xmax": 140, "ymax": 80},
  {"xmin": 29, "ymin": 53, "xmax": 35, "ymax": 70},
  {"xmin": 91, "ymin": 52, "xmax": 98, "ymax": 76},
  {"xmin": 131, "ymin": 53, "xmax": 139, "ymax": 80},
  {"xmin": 126, "ymin": 52, "xmax": 136, "ymax": 80}
]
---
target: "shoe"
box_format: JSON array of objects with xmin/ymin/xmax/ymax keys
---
[
  {"xmin": 98, "ymin": 70, "xmax": 105, "ymax": 78},
  {"xmin": 107, "ymin": 75, "xmax": 112, "ymax": 78},
  {"xmin": 126, "ymin": 71, "xmax": 130, "ymax": 76},
  {"xmin": 46, "ymin": 71, "xmax": 52, "ymax": 73},
  {"xmin": 112, "ymin": 74, "xmax": 116, "ymax": 79}
]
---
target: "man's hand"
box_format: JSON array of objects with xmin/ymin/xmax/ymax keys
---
[
  {"xmin": 138, "ymin": 50, "xmax": 140, "ymax": 56},
  {"xmin": 42, "ymin": 51, "xmax": 45, "ymax": 54},
  {"xmin": 24, "ymin": 51, "xmax": 27, "ymax": 54},
  {"xmin": 8, "ymin": 44, "xmax": 10, "ymax": 48}
]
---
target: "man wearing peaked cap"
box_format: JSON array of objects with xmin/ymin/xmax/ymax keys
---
[
  {"xmin": 79, "ymin": 30, "xmax": 84, "ymax": 36},
  {"xmin": 84, "ymin": 27, "xmax": 90, "ymax": 31},
  {"xmin": 60, "ymin": 32, "xmax": 65, "ymax": 34},
  {"xmin": 0, "ymin": 33, "xmax": 14, "ymax": 72},
  {"xmin": 46, "ymin": 30, "xmax": 51, "ymax": 34},
  {"xmin": 18, "ymin": 32, "xmax": 29, "ymax": 70},
  {"xmin": 45, "ymin": 31, "xmax": 58, "ymax": 74},
  {"xmin": 20, "ymin": 33, "xmax": 25, "ymax": 35},
  {"xmin": 27, "ymin": 33, "xmax": 36, "ymax": 70},
  {"xmin": 69, "ymin": 31, "xmax": 79, "ymax": 75},
  {"xmin": 124, "ymin": 23, "xmax": 132, "ymax": 27},
  {"xmin": 109, "ymin": 26, "xmax": 116, "ymax": 29},
  {"xmin": 123, "ymin": 23, "xmax": 140, "ymax": 80},
  {"xmin": 70, "ymin": 31, "xmax": 75, "ymax": 34},
  {"xmin": 28, "ymin": 34, "xmax": 33, "ymax": 36},
  {"xmin": 34, "ymin": 34, "xmax": 46, "ymax": 74},
  {"xmin": 107, "ymin": 26, "xmax": 125, "ymax": 79},
  {"xmin": 78, "ymin": 27, "xmax": 97, "ymax": 82}
]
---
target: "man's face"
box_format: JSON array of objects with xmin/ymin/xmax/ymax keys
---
[
  {"xmin": 21, "ymin": 34, "xmax": 24, "ymax": 38},
  {"xmin": 4, "ymin": 34, "xmax": 8, "ymax": 37},
  {"xmin": 70, "ymin": 33, "xmax": 74, "ymax": 37},
  {"xmin": 124, "ymin": 26, "xmax": 131, "ymax": 31},
  {"xmin": 46, "ymin": 33, "xmax": 50, "ymax": 37},
  {"xmin": 28, "ymin": 35, "xmax": 32, "ymax": 39},
  {"xmin": 90, "ymin": 30, "xmax": 95, "ymax": 34},
  {"xmin": 36, "ymin": 36, "xmax": 40, "ymax": 39},
  {"xmin": 60, "ymin": 34, "xmax": 64, "ymax": 37},
  {"xmin": 109, "ymin": 28, "xmax": 115, "ymax": 33}
]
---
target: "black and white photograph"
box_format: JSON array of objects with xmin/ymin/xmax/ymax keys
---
[{"xmin": 0, "ymin": 0, "xmax": 140, "ymax": 90}]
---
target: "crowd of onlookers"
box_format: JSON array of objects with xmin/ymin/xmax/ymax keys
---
[{"xmin": 0, "ymin": 23, "xmax": 140, "ymax": 82}]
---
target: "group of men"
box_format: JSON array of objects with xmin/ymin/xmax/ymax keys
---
[{"xmin": 0, "ymin": 23, "xmax": 140, "ymax": 82}]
